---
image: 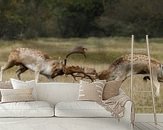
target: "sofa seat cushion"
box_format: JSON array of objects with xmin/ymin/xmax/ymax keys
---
[
  {"xmin": 55, "ymin": 101, "xmax": 112, "ymax": 117},
  {"xmin": 0, "ymin": 101, "xmax": 54, "ymax": 117}
]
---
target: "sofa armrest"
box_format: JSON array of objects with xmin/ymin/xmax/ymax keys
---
[
  {"xmin": 119, "ymin": 100, "xmax": 135, "ymax": 129},
  {"xmin": 120, "ymin": 101, "xmax": 135, "ymax": 129},
  {"xmin": 123, "ymin": 101, "xmax": 132, "ymax": 122},
  {"xmin": 119, "ymin": 89, "xmax": 134, "ymax": 123}
]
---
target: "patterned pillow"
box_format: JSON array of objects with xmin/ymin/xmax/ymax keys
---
[
  {"xmin": 0, "ymin": 81, "xmax": 13, "ymax": 101},
  {"xmin": 102, "ymin": 80, "xmax": 122, "ymax": 100},
  {"xmin": 78, "ymin": 80, "xmax": 106, "ymax": 102},
  {"xmin": 1, "ymin": 88, "xmax": 34, "ymax": 103},
  {"xmin": 0, "ymin": 81, "xmax": 12, "ymax": 89}
]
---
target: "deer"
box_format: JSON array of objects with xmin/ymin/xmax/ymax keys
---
[
  {"xmin": 97, "ymin": 53, "xmax": 163, "ymax": 97},
  {"xmin": 0, "ymin": 46, "xmax": 93, "ymax": 82}
]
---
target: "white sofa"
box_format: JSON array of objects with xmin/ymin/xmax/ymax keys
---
[{"xmin": 0, "ymin": 82, "xmax": 133, "ymax": 130}]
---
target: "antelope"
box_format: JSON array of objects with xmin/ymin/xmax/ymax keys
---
[
  {"xmin": 0, "ymin": 46, "xmax": 93, "ymax": 82},
  {"xmin": 97, "ymin": 54, "xmax": 163, "ymax": 96}
]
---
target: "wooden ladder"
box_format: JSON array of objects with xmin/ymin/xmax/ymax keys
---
[{"xmin": 130, "ymin": 35, "xmax": 157, "ymax": 125}]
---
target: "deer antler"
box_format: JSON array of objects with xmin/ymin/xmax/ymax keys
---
[
  {"xmin": 51, "ymin": 46, "xmax": 94, "ymax": 81},
  {"xmin": 66, "ymin": 46, "xmax": 87, "ymax": 58},
  {"xmin": 63, "ymin": 65, "xmax": 94, "ymax": 81},
  {"xmin": 64, "ymin": 46, "xmax": 87, "ymax": 66},
  {"xmin": 50, "ymin": 46, "xmax": 89, "ymax": 80}
]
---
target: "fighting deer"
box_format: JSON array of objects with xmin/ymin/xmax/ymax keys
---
[
  {"xmin": 97, "ymin": 54, "xmax": 163, "ymax": 96},
  {"xmin": 0, "ymin": 46, "xmax": 93, "ymax": 82}
]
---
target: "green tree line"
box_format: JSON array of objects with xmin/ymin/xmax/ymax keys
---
[{"xmin": 0, "ymin": 0, "xmax": 163, "ymax": 39}]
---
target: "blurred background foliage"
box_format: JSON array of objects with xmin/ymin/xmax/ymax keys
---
[{"xmin": 0, "ymin": 0, "xmax": 163, "ymax": 39}]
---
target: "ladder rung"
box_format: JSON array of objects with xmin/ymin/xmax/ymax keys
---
[
  {"xmin": 134, "ymin": 91, "xmax": 152, "ymax": 93},
  {"xmin": 127, "ymin": 48, "xmax": 147, "ymax": 53},
  {"xmin": 136, "ymin": 106, "xmax": 153, "ymax": 109}
]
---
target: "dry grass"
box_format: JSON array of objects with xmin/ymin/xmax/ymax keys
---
[
  {"xmin": 0, "ymin": 37, "xmax": 163, "ymax": 113},
  {"xmin": 122, "ymin": 76, "xmax": 163, "ymax": 113}
]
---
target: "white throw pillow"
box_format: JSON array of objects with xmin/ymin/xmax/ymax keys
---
[{"xmin": 10, "ymin": 78, "xmax": 37, "ymax": 100}]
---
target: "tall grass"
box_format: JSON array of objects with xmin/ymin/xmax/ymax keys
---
[{"xmin": 0, "ymin": 37, "xmax": 163, "ymax": 113}]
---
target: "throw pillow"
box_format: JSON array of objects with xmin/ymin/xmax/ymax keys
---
[
  {"xmin": 102, "ymin": 80, "xmax": 122, "ymax": 100},
  {"xmin": 0, "ymin": 81, "xmax": 12, "ymax": 89},
  {"xmin": 78, "ymin": 80, "xmax": 106, "ymax": 102},
  {"xmin": 1, "ymin": 88, "xmax": 34, "ymax": 103},
  {"xmin": 0, "ymin": 81, "xmax": 13, "ymax": 101},
  {"xmin": 10, "ymin": 78, "xmax": 37, "ymax": 100}
]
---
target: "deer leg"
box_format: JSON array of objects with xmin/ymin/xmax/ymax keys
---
[
  {"xmin": 46, "ymin": 75, "xmax": 54, "ymax": 82},
  {"xmin": 49, "ymin": 78, "xmax": 54, "ymax": 82},
  {"xmin": 150, "ymin": 67, "xmax": 160, "ymax": 97},
  {"xmin": 16, "ymin": 65, "xmax": 26, "ymax": 73},
  {"xmin": 153, "ymin": 76, "xmax": 160, "ymax": 97},
  {"xmin": 0, "ymin": 61, "xmax": 15, "ymax": 81},
  {"xmin": 35, "ymin": 64, "xmax": 41, "ymax": 83},
  {"xmin": 0, "ymin": 67, "xmax": 3, "ymax": 81},
  {"xmin": 16, "ymin": 65, "xmax": 28, "ymax": 80},
  {"xmin": 35, "ymin": 70, "xmax": 40, "ymax": 83}
]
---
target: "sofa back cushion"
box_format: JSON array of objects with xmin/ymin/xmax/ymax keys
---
[
  {"xmin": 36, "ymin": 82, "xmax": 122, "ymax": 105},
  {"xmin": 36, "ymin": 82, "xmax": 79, "ymax": 105}
]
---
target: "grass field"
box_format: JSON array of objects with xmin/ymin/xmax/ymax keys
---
[{"xmin": 0, "ymin": 37, "xmax": 163, "ymax": 113}]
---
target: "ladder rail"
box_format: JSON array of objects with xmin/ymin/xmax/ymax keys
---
[
  {"xmin": 130, "ymin": 35, "xmax": 157, "ymax": 125},
  {"xmin": 146, "ymin": 35, "xmax": 157, "ymax": 125},
  {"xmin": 130, "ymin": 35, "xmax": 134, "ymax": 100}
]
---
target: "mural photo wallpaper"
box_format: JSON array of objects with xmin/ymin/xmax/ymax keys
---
[{"xmin": 0, "ymin": 0, "xmax": 162, "ymax": 114}]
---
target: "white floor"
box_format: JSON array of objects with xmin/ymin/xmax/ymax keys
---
[
  {"xmin": 135, "ymin": 122, "xmax": 163, "ymax": 130},
  {"xmin": 0, "ymin": 114, "xmax": 162, "ymax": 130},
  {"xmin": 0, "ymin": 117, "xmax": 132, "ymax": 130},
  {"xmin": 134, "ymin": 114, "xmax": 163, "ymax": 130}
]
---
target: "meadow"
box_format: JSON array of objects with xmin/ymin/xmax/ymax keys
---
[{"xmin": 0, "ymin": 37, "xmax": 162, "ymax": 113}]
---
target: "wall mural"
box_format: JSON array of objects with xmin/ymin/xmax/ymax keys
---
[{"xmin": 0, "ymin": 0, "xmax": 162, "ymax": 114}]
